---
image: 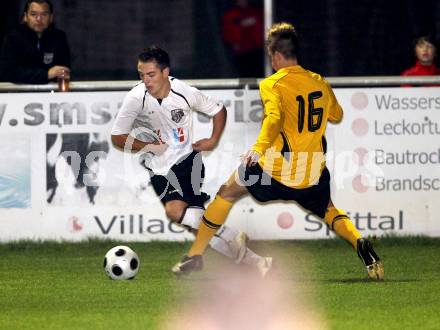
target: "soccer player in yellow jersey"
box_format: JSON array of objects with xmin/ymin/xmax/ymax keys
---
[{"xmin": 173, "ymin": 22, "xmax": 384, "ymax": 281}]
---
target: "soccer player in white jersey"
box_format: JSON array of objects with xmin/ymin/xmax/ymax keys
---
[{"xmin": 111, "ymin": 46, "xmax": 271, "ymax": 276}]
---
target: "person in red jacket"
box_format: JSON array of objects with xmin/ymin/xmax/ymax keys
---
[
  {"xmin": 222, "ymin": 0, "xmax": 264, "ymax": 78},
  {"xmin": 401, "ymin": 36, "xmax": 439, "ymax": 85}
]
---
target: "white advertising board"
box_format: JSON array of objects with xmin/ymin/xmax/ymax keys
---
[{"xmin": 0, "ymin": 87, "xmax": 439, "ymax": 241}]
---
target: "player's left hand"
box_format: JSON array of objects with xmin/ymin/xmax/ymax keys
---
[
  {"xmin": 145, "ymin": 141, "xmax": 168, "ymax": 156},
  {"xmin": 241, "ymin": 150, "xmax": 261, "ymax": 167},
  {"xmin": 192, "ymin": 138, "xmax": 217, "ymax": 151}
]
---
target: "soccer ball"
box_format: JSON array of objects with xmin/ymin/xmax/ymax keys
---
[{"xmin": 103, "ymin": 245, "xmax": 140, "ymax": 280}]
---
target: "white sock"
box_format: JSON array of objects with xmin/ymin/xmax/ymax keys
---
[
  {"xmin": 209, "ymin": 235, "xmax": 235, "ymax": 259},
  {"xmin": 213, "ymin": 226, "xmax": 263, "ymax": 266},
  {"xmin": 241, "ymin": 248, "xmax": 263, "ymax": 266},
  {"xmin": 180, "ymin": 206, "xmax": 204, "ymax": 229},
  {"xmin": 180, "ymin": 206, "xmax": 263, "ymax": 264},
  {"xmin": 180, "ymin": 206, "xmax": 235, "ymax": 258}
]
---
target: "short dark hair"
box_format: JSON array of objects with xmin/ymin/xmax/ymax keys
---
[
  {"xmin": 266, "ymin": 22, "xmax": 299, "ymax": 59},
  {"xmin": 24, "ymin": 0, "xmax": 53, "ymax": 14},
  {"xmin": 138, "ymin": 46, "xmax": 170, "ymax": 71}
]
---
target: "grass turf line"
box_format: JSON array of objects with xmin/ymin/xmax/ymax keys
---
[{"xmin": 0, "ymin": 237, "xmax": 439, "ymax": 329}]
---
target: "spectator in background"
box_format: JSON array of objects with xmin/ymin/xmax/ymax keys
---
[
  {"xmin": 222, "ymin": 0, "xmax": 264, "ymax": 78},
  {"xmin": 0, "ymin": 0, "xmax": 70, "ymax": 84},
  {"xmin": 401, "ymin": 36, "xmax": 439, "ymax": 78}
]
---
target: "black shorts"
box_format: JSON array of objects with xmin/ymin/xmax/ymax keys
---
[
  {"xmin": 149, "ymin": 151, "xmax": 209, "ymax": 207},
  {"xmin": 237, "ymin": 164, "xmax": 331, "ymax": 218}
]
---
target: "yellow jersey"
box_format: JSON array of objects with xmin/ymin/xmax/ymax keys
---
[{"xmin": 252, "ymin": 65, "xmax": 343, "ymax": 188}]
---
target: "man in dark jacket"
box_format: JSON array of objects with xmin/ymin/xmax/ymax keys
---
[{"xmin": 0, "ymin": 0, "xmax": 71, "ymax": 84}]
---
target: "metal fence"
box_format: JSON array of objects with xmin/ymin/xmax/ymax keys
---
[{"xmin": 0, "ymin": 76, "xmax": 439, "ymax": 92}]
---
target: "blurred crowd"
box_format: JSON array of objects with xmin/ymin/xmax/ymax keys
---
[{"xmin": 0, "ymin": 0, "xmax": 439, "ymax": 84}]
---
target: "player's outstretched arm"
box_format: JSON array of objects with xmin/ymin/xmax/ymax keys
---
[{"xmin": 193, "ymin": 106, "xmax": 227, "ymax": 151}]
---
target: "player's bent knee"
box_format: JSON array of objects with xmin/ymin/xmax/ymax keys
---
[
  {"xmin": 217, "ymin": 190, "xmax": 236, "ymax": 203},
  {"xmin": 217, "ymin": 184, "xmax": 229, "ymax": 198},
  {"xmin": 217, "ymin": 182, "xmax": 246, "ymax": 202},
  {"xmin": 165, "ymin": 199, "xmax": 188, "ymax": 216},
  {"xmin": 165, "ymin": 204, "xmax": 186, "ymax": 223}
]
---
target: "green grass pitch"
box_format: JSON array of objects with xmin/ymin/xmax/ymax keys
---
[{"xmin": 0, "ymin": 237, "xmax": 439, "ymax": 329}]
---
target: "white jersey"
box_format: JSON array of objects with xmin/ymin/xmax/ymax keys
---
[{"xmin": 111, "ymin": 77, "xmax": 223, "ymax": 175}]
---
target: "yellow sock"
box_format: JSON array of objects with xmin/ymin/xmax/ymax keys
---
[
  {"xmin": 188, "ymin": 195, "xmax": 233, "ymax": 257},
  {"xmin": 324, "ymin": 206, "xmax": 361, "ymax": 248}
]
